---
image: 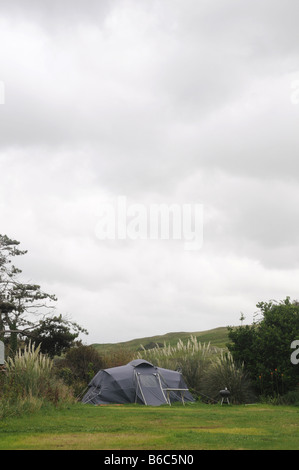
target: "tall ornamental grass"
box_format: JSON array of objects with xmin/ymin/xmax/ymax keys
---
[
  {"xmin": 0, "ymin": 342, "xmax": 75, "ymax": 418},
  {"xmin": 198, "ymin": 351, "xmax": 256, "ymax": 404},
  {"xmin": 5, "ymin": 341, "xmax": 53, "ymax": 396},
  {"xmin": 137, "ymin": 335, "xmax": 216, "ymax": 395},
  {"xmin": 137, "ymin": 336, "xmax": 255, "ymax": 403}
]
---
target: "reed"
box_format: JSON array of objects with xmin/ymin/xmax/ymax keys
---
[
  {"xmin": 199, "ymin": 350, "xmax": 256, "ymax": 403},
  {"xmin": 136, "ymin": 335, "xmax": 217, "ymax": 393},
  {"xmin": 1, "ymin": 341, "xmax": 75, "ymax": 418},
  {"xmin": 5, "ymin": 341, "xmax": 53, "ymax": 397},
  {"xmin": 137, "ymin": 336, "xmax": 255, "ymax": 403}
]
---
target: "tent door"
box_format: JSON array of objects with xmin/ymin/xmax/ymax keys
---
[
  {"xmin": 136, "ymin": 372, "xmax": 168, "ymax": 406},
  {"xmin": 135, "ymin": 372, "xmax": 148, "ymax": 405}
]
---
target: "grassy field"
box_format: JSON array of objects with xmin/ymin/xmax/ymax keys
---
[
  {"xmin": 0, "ymin": 402, "xmax": 298, "ymax": 450},
  {"xmin": 92, "ymin": 326, "xmax": 231, "ymax": 355}
]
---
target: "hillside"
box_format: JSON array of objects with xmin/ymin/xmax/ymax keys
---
[{"xmin": 92, "ymin": 326, "xmax": 231, "ymax": 355}]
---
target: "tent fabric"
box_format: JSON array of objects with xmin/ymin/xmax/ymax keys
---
[{"xmin": 82, "ymin": 359, "xmax": 195, "ymax": 406}]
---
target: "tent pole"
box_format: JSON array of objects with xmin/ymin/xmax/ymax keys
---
[
  {"xmin": 134, "ymin": 370, "xmax": 138, "ymax": 404},
  {"xmin": 157, "ymin": 373, "xmax": 169, "ymax": 405},
  {"xmin": 84, "ymin": 390, "xmax": 101, "ymax": 405}
]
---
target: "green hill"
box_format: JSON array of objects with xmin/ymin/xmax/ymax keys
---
[{"xmin": 92, "ymin": 326, "xmax": 231, "ymax": 355}]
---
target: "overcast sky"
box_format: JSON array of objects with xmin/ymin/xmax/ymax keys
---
[{"xmin": 1, "ymin": 0, "xmax": 299, "ymax": 344}]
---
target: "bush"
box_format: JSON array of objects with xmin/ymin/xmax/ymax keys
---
[
  {"xmin": 0, "ymin": 391, "xmax": 44, "ymax": 419},
  {"xmin": 259, "ymin": 389, "xmax": 299, "ymax": 406},
  {"xmin": 137, "ymin": 337, "xmax": 256, "ymax": 404},
  {"xmin": 55, "ymin": 345, "xmax": 135, "ymax": 398},
  {"xmin": 5, "ymin": 341, "xmax": 53, "ymax": 396},
  {"xmin": 281, "ymin": 390, "xmax": 299, "ymax": 406},
  {"xmin": 101, "ymin": 348, "xmax": 135, "ymax": 369},
  {"xmin": 0, "ymin": 342, "xmax": 75, "ymax": 418},
  {"xmin": 57, "ymin": 345, "xmax": 104, "ymax": 383},
  {"xmin": 228, "ymin": 298, "xmax": 299, "ymax": 395},
  {"xmin": 199, "ymin": 351, "xmax": 256, "ymax": 404},
  {"xmin": 136, "ymin": 335, "xmax": 217, "ymax": 395}
]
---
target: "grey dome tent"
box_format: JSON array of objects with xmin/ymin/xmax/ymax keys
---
[{"xmin": 82, "ymin": 359, "xmax": 195, "ymax": 406}]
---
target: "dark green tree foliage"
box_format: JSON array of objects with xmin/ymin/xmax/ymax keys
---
[
  {"xmin": 0, "ymin": 235, "xmax": 57, "ymax": 351},
  {"xmin": 29, "ymin": 315, "xmax": 88, "ymax": 358},
  {"xmin": 0, "ymin": 235, "xmax": 27, "ymax": 343},
  {"xmin": 63, "ymin": 345, "xmax": 104, "ymax": 383},
  {"xmin": 228, "ymin": 297, "xmax": 299, "ymax": 395},
  {"xmin": 0, "ymin": 234, "xmax": 87, "ymax": 355}
]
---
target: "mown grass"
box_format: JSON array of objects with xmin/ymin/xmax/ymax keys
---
[{"xmin": 0, "ymin": 402, "xmax": 298, "ymax": 450}]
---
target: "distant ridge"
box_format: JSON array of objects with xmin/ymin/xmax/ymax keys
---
[{"xmin": 92, "ymin": 326, "xmax": 231, "ymax": 354}]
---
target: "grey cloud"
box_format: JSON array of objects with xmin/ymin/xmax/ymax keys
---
[
  {"xmin": 1, "ymin": 0, "xmax": 299, "ymax": 342},
  {"xmin": 0, "ymin": 0, "xmax": 113, "ymax": 29}
]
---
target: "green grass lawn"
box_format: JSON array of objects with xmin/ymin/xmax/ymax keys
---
[{"xmin": 0, "ymin": 402, "xmax": 298, "ymax": 450}]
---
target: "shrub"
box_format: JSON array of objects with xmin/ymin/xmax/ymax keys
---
[
  {"xmin": 137, "ymin": 337, "xmax": 256, "ymax": 404},
  {"xmin": 101, "ymin": 348, "xmax": 135, "ymax": 369},
  {"xmin": 0, "ymin": 341, "xmax": 75, "ymax": 418},
  {"xmin": 136, "ymin": 335, "xmax": 217, "ymax": 394},
  {"xmin": 56, "ymin": 345, "xmax": 104, "ymax": 384},
  {"xmin": 199, "ymin": 351, "xmax": 256, "ymax": 404},
  {"xmin": 281, "ymin": 390, "xmax": 299, "ymax": 406},
  {"xmin": 259, "ymin": 388, "xmax": 299, "ymax": 406},
  {"xmin": 5, "ymin": 341, "xmax": 53, "ymax": 397},
  {"xmin": 0, "ymin": 391, "xmax": 44, "ymax": 419}
]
